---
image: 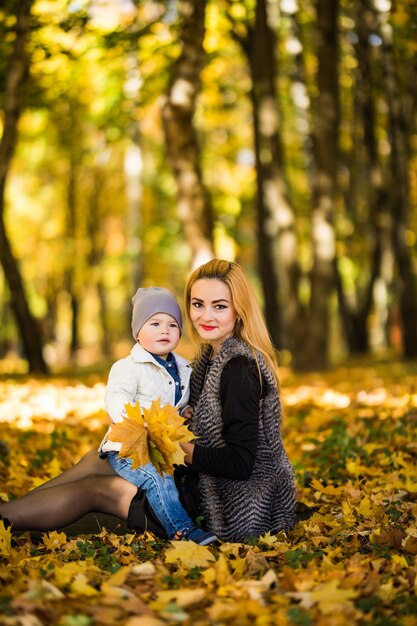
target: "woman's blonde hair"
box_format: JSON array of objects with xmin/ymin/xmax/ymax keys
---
[{"xmin": 185, "ymin": 258, "xmax": 280, "ymax": 385}]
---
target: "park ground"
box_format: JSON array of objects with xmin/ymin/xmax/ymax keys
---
[{"xmin": 0, "ymin": 358, "xmax": 417, "ymax": 626}]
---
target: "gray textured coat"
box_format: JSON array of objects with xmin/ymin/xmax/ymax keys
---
[{"xmin": 191, "ymin": 337, "xmax": 297, "ymax": 542}]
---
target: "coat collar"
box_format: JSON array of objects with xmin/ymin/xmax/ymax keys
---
[{"xmin": 130, "ymin": 342, "xmax": 190, "ymax": 368}]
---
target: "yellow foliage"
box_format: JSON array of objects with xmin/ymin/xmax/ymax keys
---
[
  {"xmin": 69, "ymin": 573, "xmax": 99, "ymax": 596},
  {"xmin": 42, "ymin": 530, "xmax": 67, "ymax": 550},
  {"xmin": 0, "ymin": 519, "xmax": 12, "ymax": 556},
  {"xmin": 108, "ymin": 399, "xmax": 194, "ymax": 475},
  {"xmin": 1, "ymin": 361, "xmax": 417, "ymax": 624},
  {"xmin": 151, "ymin": 588, "xmax": 206, "ymax": 609},
  {"xmin": 164, "ymin": 540, "xmax": 215, "ymax": 569}
]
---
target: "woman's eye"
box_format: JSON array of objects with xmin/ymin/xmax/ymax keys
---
[
  {"xmin": 215, "ymin": 304, "xmax": 227, "ymax": 310},
  {"xmin": 151, "ymin": 322, "xmax": 159, "ymax": 326},
  {"xmin": 192, "ymin": 302, "xmax": 202, "ymax": 308}
]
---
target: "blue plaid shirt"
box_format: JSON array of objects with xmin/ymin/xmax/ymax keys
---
[{"xmin": 150, "ymin": 352, "xmax": 182, "ymax": 405}]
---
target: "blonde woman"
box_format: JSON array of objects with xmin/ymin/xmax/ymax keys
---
[{"xmin": 175, "ymin": 259, "xmax": 297, "ymax": 541}]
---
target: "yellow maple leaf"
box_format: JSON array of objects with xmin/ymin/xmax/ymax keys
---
[
  {"xmin": 357, "ymin": 495, "xmax": 374, "ymax": 518},
  {"xmin": 310, "ymin": 579, "xmax": 358, "ymax": 614},
  {"xmin": 69, "ymin": 573, "xmax": 99, "ymax": 596},
  {"xmin": 164, "ymin": 540, "xmax": 215, "ymax": 569},
  {"xmin": 42, "ymin": 530, "xmax": 67, "ymax": 550},
  {"xmin": 108, "ymin": 402, "xmax": 150, "ymax": 470},
  {"xmin": 53, "ymin": 560, "xmax": 101, "ymax": 586},
  {"xmin": 108, "ymin": 399, "xmax": 194, "ymax": 475},
  {"xmin": 124, "ymin": 618, "xmax": 165, "ymax": 626},
  {"xmin": 0, "ymin": 519, "xmax": 12, "ymax": 557},
  {"xmin": 103, "ymin": 565, "xmax": 131, "ymax": 588},
  {"xmin": 202, "ymin": 553, "xmax": 231, "ymax": 586},
  {"xmin": 151, "ymin": 588, "xmax": 206, "ymax": 609},
  {"xmin": 259, "ymin": 531, "xmax": 279, "ymax": 546}
]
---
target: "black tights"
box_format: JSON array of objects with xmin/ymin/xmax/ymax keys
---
[{"xmin": 0, "ymin": 451, "xmax": 137, "ymax": 531}]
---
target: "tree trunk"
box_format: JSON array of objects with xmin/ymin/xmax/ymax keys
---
[
  {"xmin": 0, "ymin": 0, "xmax": 48, "ymax": 374},
  {"xmin": 250, "ymin": 0, "xmax": 299, "ymax": 350},
  {"xmin": 336, "ymin": 0, "xmax": 390, "ymax": 355},
  {"xmin": 162, "ymin": 0, "xmax": 214, "ymax": 269},
  {"xmin": 228, "ymin": 0, "xmax": 298, "ymax": 350},
  {"xmin": 65, "ymin": 161, "xmax": 80, "ymax": 356},
  {"xmin": 295, "ymin": 0, "xmax": 339, "ymax": 370},
  {"xmin": 379, "ymin": 12, "xmax": 417, "ymax": 357},
  {"xmin": 87, "ymin": 169, "xmax": 111, "ymax": 357}
]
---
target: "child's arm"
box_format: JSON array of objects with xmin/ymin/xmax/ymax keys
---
[{"xmin": 104, "ymin": 360, "xmax": 138, "ymax": 423}]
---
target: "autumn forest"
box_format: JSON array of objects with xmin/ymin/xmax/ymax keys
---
[{"xmin": 0, "ymin": 0, "xmax": 416, "ymax": 373}]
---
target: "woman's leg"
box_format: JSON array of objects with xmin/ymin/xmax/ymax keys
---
[
  {"xmin": 32, "ymin": 450, "xmax": 116, "ymax": 492},
  {"xmin": 0, "ymin": 475, "xmax": 137, "ymax": 531}
]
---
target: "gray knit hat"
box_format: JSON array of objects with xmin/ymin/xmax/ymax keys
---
[{"xmin": 131, "ymin": 287, "xmax": 182, "ymax": 340}]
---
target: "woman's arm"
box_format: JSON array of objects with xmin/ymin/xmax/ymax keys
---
[{"xmin": 184, "ymin": 357, "xmax": 262, "ymax": 480}]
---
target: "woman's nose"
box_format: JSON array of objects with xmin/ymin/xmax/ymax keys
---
[{"xmin": 201, "ymin": 307, "xmax": 213, "ymax": 321}]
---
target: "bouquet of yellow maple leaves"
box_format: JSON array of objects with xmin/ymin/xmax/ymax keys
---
[{"xmin": 107, "ymin": 399, "xmax": 194, "ymax": 476}]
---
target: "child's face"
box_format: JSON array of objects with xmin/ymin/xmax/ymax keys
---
[{"xmin": 137, "ymin": 313, "xmax": 180, "ymax": 358}]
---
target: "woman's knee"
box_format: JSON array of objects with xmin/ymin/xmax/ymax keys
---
[
  {"xmin": 82, "ymin": 475, "xmax": 135, "ymax": 513},
  {"xmin": 76, "ymin": 450, "xmax": 115, "ymax": 476},
  {"xmin": 77, "ymin": 450, "xmax": 98, "ymax": 466}
]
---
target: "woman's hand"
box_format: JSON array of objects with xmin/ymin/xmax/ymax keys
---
[{"xmin": 180, "ymin": 442, "xmax": 195, "ymax": 464}]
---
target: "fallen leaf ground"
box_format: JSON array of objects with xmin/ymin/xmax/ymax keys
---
[{"xmin": 1, "ymin": 360, "xmax": 417, "ymax": 626}]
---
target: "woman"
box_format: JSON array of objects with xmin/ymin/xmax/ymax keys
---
[
  {"xmin": 176, "ymin": 258, "xmax": 296, "ymax": 540},
  {"xmin": 0, "ymin": 260, "xmax": 296, "ymax": 542}
]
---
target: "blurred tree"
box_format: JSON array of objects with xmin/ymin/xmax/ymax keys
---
[
  {"xmin": 293, "ymin": 0, "xmax": 339, "ymax": 370},
  {"xmin": 87, "ymin": 167, "xmax": 111, "ymax": 357},
  {"xmin": 379, "ymin": 5, "xmax": 417, "ymax": 357},
  {"xmin": 0, "ymin": 0, "xmax": 416, "ymax": 373},
  {"xmin": 65, "ymin": 156, "xmax": 80, "ymax": 356},
  {"xmin": 162, "ymin": 0, "xmax": 215, "ymax": 269},
  {"xmin": 226, "ymin": 0, "xmax": 296, "ymax": 350},
  {"xmin": 335, "ymin": 0, "xmax": 389, "ymax": 355},
  {"xmin": 0, "ymin": 0, "xmax": 48, "ymax": 373}
]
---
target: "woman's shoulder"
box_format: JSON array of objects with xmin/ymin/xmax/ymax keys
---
[
  {"xmin": 219, "ymin": 336, "xmax": 253, "ymax": 360},
  {"xmin": 220, "ymin": 340, "xmax": 273, "ymax": 396},
  {"xmin": 224, "ymin": 353, "xmax": 259, "ymax": 382},
  {"xmin": 222, "ymin": 354, "xmax": 257, "ymax": 375},
  {"xmin": 220, "ymin": 355, "xmax": 263, "ymax": 400}
]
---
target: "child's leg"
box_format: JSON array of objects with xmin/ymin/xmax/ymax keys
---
[
  {"xmin": 0, "ymin": 475, "xmax": 136, "ymax": 531},
  {"xmin": 106, "ymin": 453, "xmax": 194, "ymax": 538},
  {"xmin": 31, "ymin": 450, "xmax": 116, "ymax": 493}
]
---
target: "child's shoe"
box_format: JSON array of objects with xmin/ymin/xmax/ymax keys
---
[
  {"xmin": 184, "ymin": 526, "xmax": 217, "ymax": 545},
  {"xmin": 174, "ymin": 526, "xmax": 217, "ymax": 545}
]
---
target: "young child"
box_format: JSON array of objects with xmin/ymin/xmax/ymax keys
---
[{"xmin": 99, "ymin": 287, "xmax": 216, "ymax": 545}]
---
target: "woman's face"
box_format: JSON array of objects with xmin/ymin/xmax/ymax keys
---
[{"xmin": 190, "ymin": 279, "xmax": 238, "ymax": 354}]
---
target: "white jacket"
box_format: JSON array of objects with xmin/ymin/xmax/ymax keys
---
[{"xmin": 99, "ymin": 343, "xmax": 191, "ymax": 454}]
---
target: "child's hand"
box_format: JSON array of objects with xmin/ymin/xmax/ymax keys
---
[{"xmin": 181, "ymin": 406, "xmax": 194, "ymax": 421}]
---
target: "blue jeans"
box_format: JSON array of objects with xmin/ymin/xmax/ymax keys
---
[{"xmin": 106, "ymin": 452, "xmax": 194, "ymax": 538}]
